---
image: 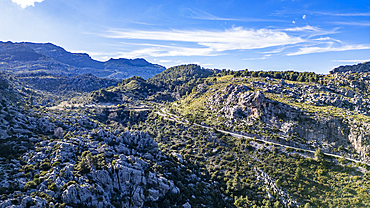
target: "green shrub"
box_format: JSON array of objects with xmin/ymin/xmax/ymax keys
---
[
  {"xmin": 48, "ymin": 183, "xmax": 59, "ymax": 192},
  {"xmin": 24, "ymin": 181, "xmax": 37, "ymax": 190},
  {"xmin": 61, "ymin": 181, "xmax": 77, "ymax": 191},
  {"xmin": 285, "ymin": 147, "xmax": 294, "ymax": 152}
]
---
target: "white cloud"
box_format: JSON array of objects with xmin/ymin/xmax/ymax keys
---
[
  {"xmin": 188, "ymin": 8, "xmax": 286, "ymax": 22},
  {"xmin": 11, "ymin": 0, "xmax": 44, "ymax": 8},
  {"xmin": 284, "ymin": 25, "xmax": 318, "ymax": 32},
  {"xmin": 99, "ymin": 25, "xmax": 368, "ymax": 58},
  {"xmin": 104, "ymin": 27, "xmax": 305, "ymax": 56},
  {"xmin": 333, "ymin": 59, "xmax": 370, "ymax": 63},
  {"xmin": 244, "ymin": 54, "xmax": 271, "ymax": 60},
  {"xmin": 314, "ymin": 37, "xmax": 342, "ymax": 43},
  {"xmin": 314, "ymin": 12, "xmax": 370, "ymax": 17},
  {"xmin": 287, "ymin": 44, "xmax": 370, "ymax": 56},
  {"xmin": 158, "ymin": 60, "xmax": 172, "ymax": 63},
  {"xmin": 330, "ymin": 21, "xmax": 370, "ymax": 27},
  {"xmin": 114, "ymin": 46, "xmax": 215, "ymax": 58},
  {"xmin": 261, "ymin": 47, "xmax": 285, "ymax": 54},
  {"xmin": 292, "ymin": 20, "xmax": 295, "ymax": 24},
  {"xmin": 302, "ymin": 15, "xmax": 306, "ymax": 20}
]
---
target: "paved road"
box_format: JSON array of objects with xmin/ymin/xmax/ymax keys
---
[{"xmin": 156, "ymin": 110, "xmax": 369, "ymax": 165}]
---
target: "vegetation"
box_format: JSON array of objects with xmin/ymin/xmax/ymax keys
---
[
  {"xmin": 148, "ymin": 64, "xmax": 217, "ymax": 96},
  {"xmin": 1, "ymin": 60, "xmax": 370, "ymax": 208}
]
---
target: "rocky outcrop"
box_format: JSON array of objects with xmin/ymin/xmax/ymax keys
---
[
  {"xmin": 255, "ymin": 168, "xmax": 298, "ymax": 207},
  {"xmin": 205, "ymin": 83, "xmax": 370, "ymax": 162},
  {"xmin": 0, "ymin": 80, "xmax": 180, "ymax": 208},
  {"xmin": 330, "ymin": 61, "xmax": 370, "ymax": 74}
]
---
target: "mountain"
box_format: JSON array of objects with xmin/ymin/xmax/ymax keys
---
[
  {"xmin": 88, "ymin": 64, "xmax": 218, "ymax": 105},
  {"xmin": 0, "ymin": 72, "xmax": 223, "ymax": 208},
  {"xmin": 0, "ymin": 41, "xmax": 165, "ymax": 79},
  {"xmin": 148, "ymin": 64, "xmax": 218, "ymax": 98},
  {"xmin": 330, "ymin": 61, "xmax": 370, "ymax": 74},
  {"xmin": 1, "ymin": 61, "xmax": 370, "ymax": 208},
  {"xmin": 157, "ymin": 64, "xmax": 370, "ymax": 207}
]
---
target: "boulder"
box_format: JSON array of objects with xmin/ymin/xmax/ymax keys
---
[{"xmin": 62, "ymin": 184, "xmax": 80, "ymax": 204}]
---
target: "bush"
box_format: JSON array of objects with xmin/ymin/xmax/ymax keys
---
[
  {"xmin": 24, "ymin": 165, "xmax": 35, "ymax": 173},
  {"xmin": 48, "ymin": 183, "xmax": 59, "ymax": 192},
  {"xmin": 315, "ymin": 148, "xmax": 325, "ymax": 162},
  {"xmin": 285, "ymin": 147, "xmax": 294, "ymax": 152},
  {"xmin": 337, "ymin": 156, "xmax": 348, "ymax": 164},
  {"xmin": 61, "ymin": 181, "xmax": 77, "ymax": 192},
  {"xmin": 24, "ymin": 181, "xmax": 37, "ymax": 190}
]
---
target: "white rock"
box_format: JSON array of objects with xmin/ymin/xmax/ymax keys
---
[
  {"xmin": 148, "ymin": 188, "xmax": 160, "ymax": 201},
  {"xmin": 62, "ymin": 184, "xmax": 80, "ymax": 204},
  {"xmin": 183, "ymin": 202, "xmax": 192, "ymax": 208}
]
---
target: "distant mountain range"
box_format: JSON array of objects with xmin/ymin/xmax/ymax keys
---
[{"xmin": 0, "ymin": 41, "xmax": 165, "ymax": 79}]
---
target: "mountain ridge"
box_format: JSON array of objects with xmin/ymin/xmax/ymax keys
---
[
  {"xmin": 0, "ymin": 41, "xmax": 165, "ymax": 79},
  {"xmin": 1, "ymin": 54, "xmax": 370, "ymax": 208},
  {"xmin": 330, "ymin": 61, "xmax": 370, "ymax": 74}
]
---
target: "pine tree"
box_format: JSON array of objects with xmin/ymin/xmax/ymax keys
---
[{"xmin": 315, "ymin": 148, "xmax": 325, "ymax": 162}]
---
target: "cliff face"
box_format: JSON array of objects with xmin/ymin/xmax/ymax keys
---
[
  {"xmin": 0, "ymin": 41, "xmax": 165, "ymax": 79},
  {"xmin": 201, "ymin": 77, "xmax": 370, "ymax": 162}
]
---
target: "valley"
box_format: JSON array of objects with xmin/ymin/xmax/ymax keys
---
[{"xmin": 0, "ymin": 44, "xmax": 370, "ymax": 208}]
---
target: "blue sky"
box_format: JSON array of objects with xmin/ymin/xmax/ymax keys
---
[{"xmin": 1, "ymin": 0, "xmax": 369, "ymax": 74}]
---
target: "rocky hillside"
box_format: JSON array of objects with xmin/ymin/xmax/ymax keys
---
[
  {"xmin": 0, "ymin": 41, "xmax": 165, "ymax": 79},
  {"xmin": 172, "ymin": 70, "xmax": 370, "ymax": 162},
  {"xmin": 330, "ymin": 61, "xmax": 370, "ymax": 74},
  {"xmin": 148, "ymin": 64, "xmax": 218, "ymax": 97},
  {"xmin": 16, "ymin": 73, "xmax": 119, "ymax": 96},
  {"xmin": 88, "ymin": 64, "xmax": 218, "ymax": 105},
  {"xmin": 163, "ymin": 65, "xmax": 370, "ymax": 207},
  {"xmin": 2, "ymin": 61, "xmax": 370, "ymax": 208},
  {"xmin": 0, "ymin": 73, "xmax": 224, "ymax": 208}
]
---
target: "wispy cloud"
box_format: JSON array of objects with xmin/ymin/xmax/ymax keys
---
[
  {"xmin": 11, "ymin": 0, "xmax": 44, "ymax": 8},
  {"xmin": 111, "ymin": 46, "xmax": 215, "ymax": 58},
  {"xmin": 283, "ymin": 25, "xmax": 319, "ymax": 32},
  {"xmin": 282, "ymin": 25, "xmax": 339, "ymax": 38},
  {"xmin": 244, "ymin": 54, "xmax": 272, "ymax": 60},
  {"xmin": 261, "ymin": 47, "xmax": 285, "ymax": 54},
  {"xmin": 314, "ymin": 12, "xmax": 370, "ymax": 17},
  {"xmin": 157, "ymin": 60, "xmax": 172, "ymax": 63},
  {"xmin": 314, "ymin": 37, "xmax": 342, "ymax": 43},
  {"xmin": 187, "ymin": 8, "xmax": 286, "ymax": 22},
  {"xmin": 333, "ymin": 59, "xmax": 370, "ymax": 63},
  {"xmin": 100, "ymin": 25, "xmax": 368, "ymax": 58},
  {"xmin": 287, "ymin": 44, "xmax": 370, "ymax": 56},
  {"xmin": 187, "ymin": 8, "xmax": 239, "ymax": 21},
  {"xmin": 104, "ymin": 27, "xmax": 305, "ymax": 56},
  {"xmin": 329, "ymin": 21, "xmax": 370, "ymax": 26},
  {"xmin": 277, "ymin": 11, "xmax": 370, "ymax": 17}
]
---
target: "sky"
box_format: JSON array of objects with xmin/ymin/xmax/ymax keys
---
[{"xmin": 1, "ymin": 0, "xmax": 369, "ymax": 74}]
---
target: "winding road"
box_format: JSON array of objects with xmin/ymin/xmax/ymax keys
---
[{"xmin": 156, "ymin": 109, "xmax": 369, "ymax": 165}]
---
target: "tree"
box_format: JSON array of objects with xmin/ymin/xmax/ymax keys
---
[
  {"xmin": 232, "ymin": 173, "xmax": 242, "ymax": 192},
  {"xmin": 295, "ymin": 167, "xmax": 302, "ymax": 179},
  {"xmin": 275, "ymin": 179, "xmax": 282, "ymax": 187},
  {"xmin": 338, "ymin": 156, "xmax": 348, "ymax": 164},
  {"xmin": 315, "ymin": 148, "xmax": 325, "ymax": 162},
  {"xmin": 262, "ymin": 199, "xmax": 272, "ymax": 208},
  {"xmin": 234, "ymin": 195, "xmax": 250, "ymax": 208},
  {"xmin": 273, "ymin": 201, "xmax": 283, "ymax": 208}
]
